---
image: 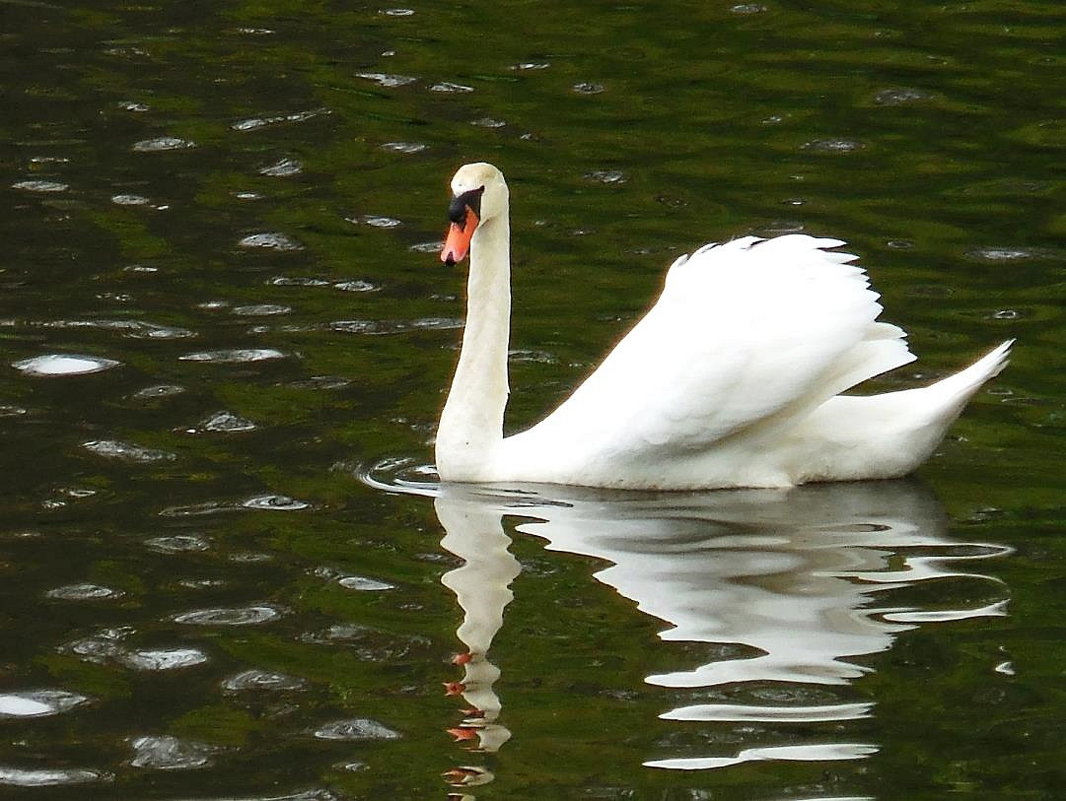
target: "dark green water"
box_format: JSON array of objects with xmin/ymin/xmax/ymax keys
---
[{"xmin": 1, "ymin": 1, "xmax": 1063, "ymax": 799}]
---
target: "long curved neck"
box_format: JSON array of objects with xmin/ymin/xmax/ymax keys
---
[{"xmin": 436, "ymin": 211, "xmax": 511, "ymax": 481}]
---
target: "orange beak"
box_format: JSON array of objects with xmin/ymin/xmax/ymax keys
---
[{"xmin": 441, "ymin": 206, "xmax": 479, "ymax": 266}]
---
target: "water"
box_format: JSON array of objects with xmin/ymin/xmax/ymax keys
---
[{"xmin": 1, "ymin": 1, "xmax": 1063, "ymax": 799}]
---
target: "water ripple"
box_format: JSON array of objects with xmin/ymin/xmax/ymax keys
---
[
  {"xmin": 123, "ymin": 648, "xmax": 210, "ymax": 671},
  {"xmin": 12, "ymin": 354, "xmax": 121, "ymax": 376},
  {"xmin": 259, "ymin": 158, "xmax": 303, "ymax": 177},
  {"xmin": 221, "ymin": 669, "xmax": 309, "ymax": 693},
  {"xmin": 288, "ymin": 375, "xmax": 351, "ymax": 390},
  {"xmin": 131, "ymin": 384, "xmax": 186, "ymax": 400},
  {"xmin": 802, "ymin": 138, "xmax": 866, "ymax": 153},
  {"xmin": 380, "ymin": 141, "xmax": 427, "ymax": 154},
  {"xmin": 242, "ymin": 494, "xmax": 311, "ymax": 511},
  {"xmin": 64, "ymin": 628, "xmax": 129, "ymax": 663},
  {"xmin": 158, "ymin": 501, "xmax": 239, "ymax": 517},
  {"xmin": 967, "ymin": 246, "xmax": 1055, "ymax": 262},
  {"xmin": 430, "ymin": 81, "xmax": 474, "ymax": 93},
  {"xmin": 409, "ymin": 240, "xmax": 444, "ymax": 253},
  {"xmin": 64, "ymin": 629, "xmax": 210, "ymax": 671},
  {"xmin": 238, "ymin": 232, "xmax": 304, "ymax": 250},
  {"xmin": 329, "ymin": 317, "xmax": 462, "ymax": 335},
  {"xmin": 337, "ymin": 575, "xmax": 395, "ymax": 592},
  {"xmin": 172, "ymin": 604, "xmax": 286, "ymax": 626},
  {"xmin": 333, "ymin": 279, "xmax": 380, "ymax": 293},
  {"xmin": 132, "ymin": 136, "xmax": 196, "ymax": 152},
  {"xmin": 873, "ymin": 87, "xmax": 935, "ymax": 106},
  {"xmin": 129, "ymin": 735, "xmax": 222, "ymax": 770},
  {"xmin": 0, "ymin": 766, "xmax": 112, "ymax": 787},
  {"xmin": 186, "ymin": 410, "xmax": 258, "ymax": 433},
  {"xmin": 229, "ymin": 550, "xmax": 274, "ymax": 563},
  {"xmin": 510, "ymin": 348, "xmax": 559, "ymax": 364},
  {"xmin": 168, "ymin": 791, "xmax": 339, "ymax": 801},
  {"xmin": 82, "ymin": 440, "xmax": 177, "ymax": 463},
  {"xmin": 585, "ymin": 169, "xmax": 627, "ymax": 184},
  {"xmin": 346, "ymin": 214, "xmax": 402, "ymax": 228},
  {"xmin": 313, "ymin": 718, "xmax": 401, "ymax": 741},
  {"xmin": 298, "ymin": 623, "xmax": 430, "ymax": 659},
  {"xmin": 45, "ymin": 582, "xmax": 126, "ymax": 601},
  {"xmin": 111, "ymin": 193, "xmax": 152, "ymax": 206},
  {"xmin": 0, "ymin": 690, "xmax": 90, "ymax": 718},
  {"xmin": 231, "ymin": 108, "xmax": 330, "ymax": 132},
  {"xmin": 354, "ymin": 456, "xmax": 439, "ymax": 497},
  {"xmin": 32, "ymin": 319, "xmax": 195, "ymax": 339},
  {"xmin": 233, "ymin": 304, "xmax": 292, "ymax": 316},
  {"xmin": 145, "ymin": 534, "xmax": 211, "ymax": 553},
  {"xmin": 268, "ymin": 275, "xmax": 331, "ymax": 287},
  {"xmin": 12, "ymin": 179, "xmax": 69, "ymax": 193},
  {"xmin": 180, "ymin": 348, "xmax": 287, "ymax": 363},
  {"xmin": 356, "ymin": 72, "xmax": 417, "ymax": 87}
]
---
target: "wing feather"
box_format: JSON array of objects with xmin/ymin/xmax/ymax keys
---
[{"xmin": 507, "ymin": 235, "xmax": 914, "ymax": 470}]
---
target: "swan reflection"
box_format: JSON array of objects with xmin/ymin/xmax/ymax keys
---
[{"xmin": 377, "ymin": 470, "xmax": 1010, "ymax": 785}]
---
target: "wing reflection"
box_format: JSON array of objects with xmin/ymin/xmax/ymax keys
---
[{"xmin": 425, "ymin": 476, "xmax": 1010, "ymax": 785}]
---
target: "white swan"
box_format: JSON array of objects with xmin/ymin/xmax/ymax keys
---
[{"xmin": 435, "ymin": 162, "xmax": 1012, "ymax": 490}]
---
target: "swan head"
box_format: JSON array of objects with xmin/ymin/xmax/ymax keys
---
[{"xmin": 441, "ymin": 162, "xmax": 508, "ymax": 266}]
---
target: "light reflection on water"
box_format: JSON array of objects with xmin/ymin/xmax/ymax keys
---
[{"xmin": 370, "ymin": 468, "xmax": 1011, "ymax": 789}]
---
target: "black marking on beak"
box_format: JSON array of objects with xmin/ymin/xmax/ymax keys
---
[{"xmin": 448, "ymin": 186, "xmax": 484, "ymax": 229}]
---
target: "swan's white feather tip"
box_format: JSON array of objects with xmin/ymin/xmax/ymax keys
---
[
  {"xmin": 985, "ymin": 339, "xmax": 1014, "ymax": 377},
  {"xmin": 690, "ymin": 234, "xmax": 853, "ymax": 262}
]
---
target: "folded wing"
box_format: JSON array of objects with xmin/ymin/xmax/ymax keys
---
[{"xmin": 509, "ymin": 235, "xmax": 915, "ymax": 467}]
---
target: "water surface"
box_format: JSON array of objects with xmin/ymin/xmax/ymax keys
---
[{"xmin": 1, "ymin": 1, "xmax": 1063, "ymax": 799}]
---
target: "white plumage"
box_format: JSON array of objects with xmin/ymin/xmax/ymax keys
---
[{"xmin": 435, "ymin": 162, "xmax": 1012, "ymax": 490}]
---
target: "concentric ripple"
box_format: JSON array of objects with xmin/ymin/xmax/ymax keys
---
[
  {"xmin": 45, "ymin": 583, "xmax": 126, "ymax": 601},
  {"xmin": 221, "ymin": 669, "xmax": 309, "ymax": 693},
  {"xmin": 172, "ymin": 604, "xmax": 286, "ymax": 626}
]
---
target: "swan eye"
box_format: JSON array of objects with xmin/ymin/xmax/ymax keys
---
[{"xmin": 448, "ymin": 186, "xmax": 484, "ymax": 229}]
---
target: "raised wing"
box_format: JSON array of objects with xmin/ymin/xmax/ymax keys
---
[{"xmin": 506, "ymin": 235, "xmax": 914, "ymax": 469}]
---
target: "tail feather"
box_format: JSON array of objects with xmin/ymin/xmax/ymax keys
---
[
  {"xmin": 787, "ymin": 340, "xmax": 1014, "ymax": 483},
  {"xmin": 925, "ymin": 339, "xmax": 1013, "ymax": 413}
]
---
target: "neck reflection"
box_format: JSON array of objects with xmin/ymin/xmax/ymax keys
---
[{"xmin": 437, "ymin": 495, "xmax": 519, "ymax": 794}]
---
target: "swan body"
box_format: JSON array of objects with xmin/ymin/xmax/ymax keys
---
[{"xmin": 435, "ymin": 162, "xmax": 1012, "ymax": 490}]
